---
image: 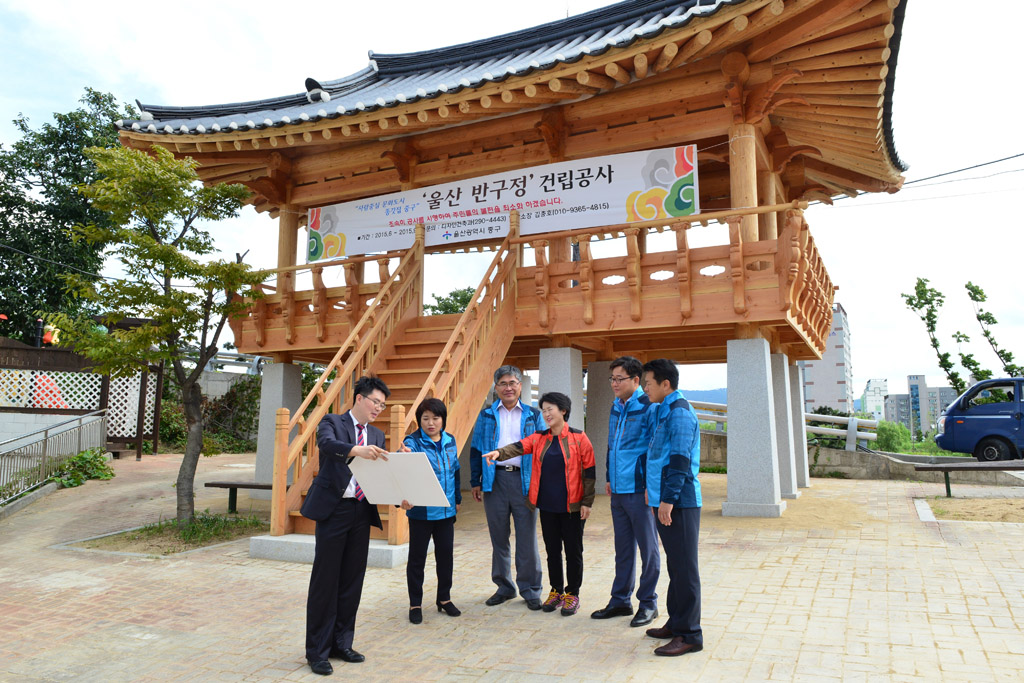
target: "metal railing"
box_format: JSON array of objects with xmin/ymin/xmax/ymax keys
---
[
  {"xmin": 691, "ymin": 401, "xmax": 877, "ymax": 450},
  {"xmin": 528, "ymin": 390, "xmax": 876, "ymax": 451},
  {"xmin": 0, "ymin": 410, "xmax": 107, "ymax": 505}
]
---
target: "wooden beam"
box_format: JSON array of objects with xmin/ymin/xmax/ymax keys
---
[
  {"xmin": 577, "ymin": 70, "xmax": 617, "ymax": 90},
  {"xmin": 772, "ymin": 24, "xmax": 895, "ymax": 64},
  {"xmin": 605, "ymin": 62, "xmax": 632, "ymax": 85},
  {"xmin": 746, "ymin": 0, "xmax": 874, "ymax": 63},
  {"xmin": 692, "ymin": 16, "xmax": 750, "ymax": 61},
  {"xmin": 668, "ymin": 30, "xmax": 713, "ymax": 69}
]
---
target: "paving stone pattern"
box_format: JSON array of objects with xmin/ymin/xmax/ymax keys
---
[{"xmin": 2, "ymin": 452, "xmax": 1024, "ymax": 681}]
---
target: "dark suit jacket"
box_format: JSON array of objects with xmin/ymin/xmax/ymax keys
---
[{"xmin": 300, "ymin": 412, "xmax": 384, "ymax": 528}]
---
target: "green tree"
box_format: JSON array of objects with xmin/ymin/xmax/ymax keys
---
[
  {"xmin": 423, "ymin": 286, "xmax": 476, "ymax": 315},
  {"xmin": 49, "ymin": 145, "xmax": 266, "ymax": 524},
  {"xmin": 876, "ymin": 420, "xmax": 911, "ymax": 453},
  {"xmin": 903, "ymin": 278, "xmax": 1022, "ymax": 391},
  {"xmin": 965, "ymin": 282, "xmax": 1023, "ymax": 377},
  {"xmin": 902, "ymin": 278, "xmax": 966, "ymax": 394},
  {"xmin": 0, "ymin": 89, "xmax": 137, "ymax": 342}
]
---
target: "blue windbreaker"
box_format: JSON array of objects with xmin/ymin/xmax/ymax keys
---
[
  {"xmin": 403, "ymin": 428, "xmax": 461, "ymax": 520},
  {"xmin": 469, "ymin": 399, "xmax": 543, "ymax": 494},
  {"xmin": 646, "ymin": 389, "xmax": 701, "ymax": 508},
  {"xmin": 607, "ymin": 387, "xmax": 653, "ymax": 493}
]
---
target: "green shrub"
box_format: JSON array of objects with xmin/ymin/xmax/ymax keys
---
[
  {"xmin": 52, "ymin": 448, "xmax": 115, "ymax": 488},
  {"xmin": 876, "ymin": 420, "xmax": 912, "ymax": 453}
]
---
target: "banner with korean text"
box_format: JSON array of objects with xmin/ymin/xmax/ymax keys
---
[{"xmin": 306, "ymin": 144, "xmax": 698, "ymax": 261}]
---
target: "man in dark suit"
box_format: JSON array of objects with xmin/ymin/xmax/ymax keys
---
[{"xmin": 302, "ymin": 376, "xmax": 390, "ymax": 676}]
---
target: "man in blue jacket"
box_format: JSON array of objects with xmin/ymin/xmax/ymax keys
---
[
  {"xmin": 641, "ymin": 358, "xmax": 702, "ymax": 657},
  {"xmin": 470, "ymin": 365, "xmax": 544, "ymax": 609},
  {"xmin": 591, "ymin": 356, "xmax": 660, "ymax": 627}
]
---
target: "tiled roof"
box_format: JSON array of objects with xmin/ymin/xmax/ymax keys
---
[{"xmin": 117, "ymin": 0, "xmax": 742, "ymax": 135}]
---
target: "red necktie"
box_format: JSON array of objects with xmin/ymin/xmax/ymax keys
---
[{"xmin": 354, "ymin": 424, "xmax": 366, "ymax": 501}]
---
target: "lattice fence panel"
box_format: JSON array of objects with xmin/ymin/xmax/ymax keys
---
[
  {"xmin": 0, "ymin": 369, "xmax": 102, "ymax": 410},
  {"xmin": 108, "ymin": 375, "xmax": 141, "ymax": 438},
  {"xmin": 143, "ymin": 376, "xmax": 158, "ymax": 435}
]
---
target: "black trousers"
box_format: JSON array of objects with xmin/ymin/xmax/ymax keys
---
[
  {"xmin": 539, "ymin": 509, "xmax": 585, "ymax": 595},
  {"xmin": 305, "ymin": 497, "xmax": 372, "ymax": 662},
  {"xmin": 656, "ymin": 506, "xmax": 702, "ymax": 645},
  {"xmin": 407, "ymin": 516, "xmax": 456, "ymax": 607}
]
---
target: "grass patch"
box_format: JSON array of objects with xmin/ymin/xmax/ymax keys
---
[
  {"xmin": 77, "ymin": 509, "xmax": 268, "ymax": 555},
  {"xmin": 700, "ymin": 465, "xmax": 727, "ymax": 474}
]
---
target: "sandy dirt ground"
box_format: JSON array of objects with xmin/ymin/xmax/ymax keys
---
[{"xmin": 927, "ymin": 496, "xmax": 1024, "ymax": 522}]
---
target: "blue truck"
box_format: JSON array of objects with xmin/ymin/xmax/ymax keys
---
[{"xmin": 935, "ymin": 378, "xmax": 1023, "ymax": 461}]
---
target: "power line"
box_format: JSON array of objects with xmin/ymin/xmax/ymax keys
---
[
  {"xmin": 0, "ymin": 241, "xmax": 130, "ymax": 283},
  {"xmin": 903, "ymin": 152, "xmax": 1024, "ymax": 185}
]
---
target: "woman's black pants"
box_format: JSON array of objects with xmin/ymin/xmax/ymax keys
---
[
  {"xmin": 539, "ymin": 509, "xmax": 585, "ymax": 595},
  {"xmin": 407, "ymin": 516, "xmax": 455, "ymax": 607}
]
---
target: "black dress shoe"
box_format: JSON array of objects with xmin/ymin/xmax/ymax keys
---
[
  {"xmin": 524, "ymin": 598, "xmax": 542, "ymax": 611},
  {"xmin": 309, "ymin": 660, "xmax": 333, "ymax": 675},
  {"xmin": 630, "ymin": 607, "xmax": 659, "ymax": 627},
  {"xmin": 330, "ymin": 648, "xmax": 365, "ymax": 663},
  {"xmin": 436, "ymin": 600, "xmax": 461, "ymax": 617},
  {"xmin": 409, "ymin": 607, "xmax": 423, "ymax": 624},
  {"xmin": 485, "ymin": 592, "xmax": 515, "ymax": 606},
  {"xmin": 590, "ymin": 604, "xmax": 634, "ymax": 619}
]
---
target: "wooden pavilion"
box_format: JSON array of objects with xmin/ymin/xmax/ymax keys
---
[{"xmin": 118, "ymin": 0, "xmax": 908, "ymax": 538}]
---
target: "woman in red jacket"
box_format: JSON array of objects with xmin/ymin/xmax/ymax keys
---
[{"xmin": 485, "ymin": 392, "xmax": 595, "ymax": 616}]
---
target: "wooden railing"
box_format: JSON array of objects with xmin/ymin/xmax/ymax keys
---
[
  {"xmin": 512, "ymin": 200, "xmax": 834, "ymax": 355},
  {"xmin": 400, "ymin": 214, "xmax": 521, "ymax": 447},
  {"xmin": 241, "ymin": 248, "xmax": 407, "ymax": 348},
  {"xmin": 270, "ymin": 227, "xmax": 425, "ymax": 536}
]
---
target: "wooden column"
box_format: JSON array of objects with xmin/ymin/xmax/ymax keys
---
[
  {"xmin": 758, "ymin": 171, "xmax": 779, "ymax": 240},
  {"xmin": 729, "ymin": 123, "xmax": 759, "ymax": 243},
  {"xmin": 277, "ymin": 204, "xmax": 299, "ymax": 293}
]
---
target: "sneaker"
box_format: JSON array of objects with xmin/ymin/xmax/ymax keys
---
[
  {"xmin": 541, "ymin": 590, "xmax": 563, "ymax": 612},
  {"xmin": 560, "ymin": 593, "xmax": 580, "ymax": 616}
]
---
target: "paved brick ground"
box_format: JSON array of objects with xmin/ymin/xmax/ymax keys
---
[{"xmin": 2, "ymin": 452, "xmax": 1024, "ymax": 681}]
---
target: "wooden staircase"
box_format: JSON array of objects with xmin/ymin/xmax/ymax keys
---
[{"xmin": 271, "ymin": 222, "xmax": 521, "ymax": 541}]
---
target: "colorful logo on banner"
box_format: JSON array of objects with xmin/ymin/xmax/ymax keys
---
[
  {"xmin": 625, "ymin": 146, "xmax": 698, "ymax": 221},
  {"xmin": 307, "ymin": 207, "xmax": 349, "ymax": 261}
]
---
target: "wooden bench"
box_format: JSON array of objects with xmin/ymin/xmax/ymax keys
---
[
  {"xmin": 204, "ymin": 481, "xmax": 273, "ymax": 513},
  {"xmin": 913, "ymin": 460, "xmax": 1024, "ymax": 498}
]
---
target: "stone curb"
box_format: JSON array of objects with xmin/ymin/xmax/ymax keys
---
[{"xmin": 0, "ymin": 482, "xmax": 59, "ymax": 521}]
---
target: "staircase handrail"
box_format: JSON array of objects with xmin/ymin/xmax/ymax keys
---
[
  {"xmin": 287, "ymin": 238, "xmax": 420, "ymax": 435},
  {"xmin": 271, "ymin": 228, "xmax": 424, "ymax": 535},
  {"xmin": 401, "ymin": 214, "xmax": 520, "ymax": 435}
]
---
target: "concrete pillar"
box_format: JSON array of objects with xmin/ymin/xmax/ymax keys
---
[
  {"xmin": 722, "ymin": 338, "xmax": 785, "ymax": 517},
  {"xmin": 253, "ymin": 362, "xmax": 303, "ymax": 498},
  {"xmin": 771, "ymin": 354, "xmax": 799, "ymax": 499},
  {"xmin": 790, "ymin": 361, "xmax": 811, "ymax": 488},
  {"xmin": 585, "ymin": 361, "xmax": 613, "ymax": 492},
  {"xmin": 539, "ymin": 348, "xmax": 584, "ymax": 431}
]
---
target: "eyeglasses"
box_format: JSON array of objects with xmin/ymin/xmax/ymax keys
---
[
  {"xmin": 496, "ymin": 381, "xmax": 521, "ymax": 389},
  {"xmin": 608, "ymin": 375, "xmax": 634, "ymax": 384},
  {"xmin": 360, "ymin": 395, "xmax": 386, "ymax": 410}
]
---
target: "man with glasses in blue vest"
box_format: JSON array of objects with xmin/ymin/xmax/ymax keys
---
[
  {"xmin": 591, "ymin": 356, "xmax": 660, "ymax": 627},
  {"xmin": 470, "ymin": 365, "xmax": 544, "ymax": 610}
]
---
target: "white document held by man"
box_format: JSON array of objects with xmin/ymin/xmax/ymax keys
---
[{"xmin": 348, "ymin": 452, "xmax": 451, "ymax": 507}]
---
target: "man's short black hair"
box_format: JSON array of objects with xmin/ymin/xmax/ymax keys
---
[
  {"xmin": 538, "ymin": 391, "xmax": 572, "ymax": 421},
  {"xmin": 642, "ymin": 359, "xmax": 678, "ymax": 390},
  {"xmin": 353, "ymin": 375, "xmax": 391, "ymax": 400},
  {"xmin": 415, "ymin": 397, "xmax": 447, "ymax": 431},
  {"xmin": 610, "ymin": 356, "xmax": 643, "ymax": 379}
]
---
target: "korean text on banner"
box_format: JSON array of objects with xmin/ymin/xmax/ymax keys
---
[{"xmin": 306, "ymin": 145, "xmax": 698, "ymax": 260}]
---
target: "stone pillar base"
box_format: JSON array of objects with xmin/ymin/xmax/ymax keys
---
[
  {"xmin": 721, "ymin": 501, "xmax": 787, "ymax": 518},
  {"xmin": 782, "ymin": 491, "xmax": 802, "ymax": 500}
]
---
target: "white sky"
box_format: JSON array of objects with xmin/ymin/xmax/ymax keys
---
[{"xmin": 1, "ymin": 0, "xmax": 1021, "ymax": 395}]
